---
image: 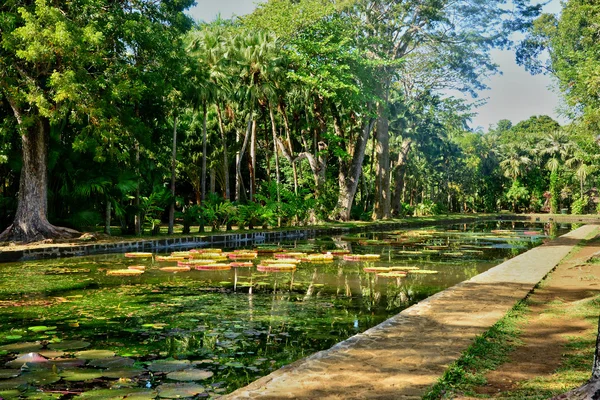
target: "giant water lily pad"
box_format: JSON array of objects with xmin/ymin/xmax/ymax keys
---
[
  {"xmin": 6, "ymin": 353, "xmax": 47, "ymax": 369},
  {"xmin": 166, "ymin": 369, "xmax": 213, "ymax": 381},
  {"xmin": 89, "ymin": 356, "xmax": 135, "ymax": 369},
  {"xmin": 0, "ymin": 342, "xmax": 42, "ymax": 353},
  {"xmin": 60, "ymin": 369, "xmax": 104, "ymax": 382},
  {"xmin": 27, "ymin": 326, "xmax": 56, "ymax": 333},
  {"xmin": 101, "ymin": 367, "xmax": 145, "ymax": 379},
  {"xmin": 48, "ymin": 358, "xmax": 86, "ymax": 369},
  {"xmin": 48, "ymin": 340, "xmax": 90, "ymax": 351},
  {"xmin": 147, "ymin": 360, "xmax": 191, "ymax": 373},
  {"xmin": 0, "ymin": 377, "xmax": 27, "ymax": 390},
  {"xmin": 37, "ymin": 350, "xmax": 64, "ymax": 359},
  {"xmin": 74, "ymin": 350, "xmax": 116, "ymax": 360},
  {"xmin": 409, "ymin": 270, "xmax": 439, "ymax": 274},
  {"xmin": 23, "ymin": 392, "xmax": 62, "ymax": 399},
  {"xmin": 0, "ymin": 369, "xmax": 20, "ymax": 379},
  {"xmin": 20, "ymin": 370, "xmax": 61, "ymax": 385},
  {"xmin": 0, "ymin": 390, "xmax": 21, "ymax": 399},
  {"xmin": 77, "ymin": 388, "xmax": 157, "ymax": 399},
  {"xmin": 157, "ymin": 383, "xmax": 204, "ymax": 398}
]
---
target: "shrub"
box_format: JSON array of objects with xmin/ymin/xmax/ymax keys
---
[{"xmin": 571, "ymin": 195, "xmax": 590, "ymax": 215}]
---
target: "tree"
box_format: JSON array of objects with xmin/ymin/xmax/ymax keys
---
[
  {"xmin": 360, "ymin": 0, "xmax": 542, "ymax": 219},
  {"xmin": 519, "ymin": 0, "xmax": 600, "ymax": 130},
  {"xmin": 0, "ymin": 0, "xmax": 193, "ymax": 242}
]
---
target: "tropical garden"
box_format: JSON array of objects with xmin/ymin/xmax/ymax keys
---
[{"xmin": 1, "ymin": 0, "xmax": 599, "ymax": 243}]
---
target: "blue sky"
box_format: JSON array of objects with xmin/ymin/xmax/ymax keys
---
[{"xmin": 187, "ymin": 0, "xmax": 566, "ymax": 131}]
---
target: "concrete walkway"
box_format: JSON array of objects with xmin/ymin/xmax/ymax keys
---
[{"xmin": 224, "ymin": 225, "xmax": 598, "ymax": 400}]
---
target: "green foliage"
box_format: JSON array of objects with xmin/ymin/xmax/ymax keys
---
[
  {"xmin": 571, "ymin": 195, "xmax": 590, "ymax": 215},
  {"xmin": 199, "ymin": 193, "xmax": 237, "ymax": 231},
  {"xmin": 413, "ymin": 201, "xmax": 441, "ymax": 217},
  {"xmin": 505, "ymin": 180, "xmax": 530, "ymax": 213},
  {"xmin": 177, "ymin": 204, "xmax": 201, "ymax": 234}
]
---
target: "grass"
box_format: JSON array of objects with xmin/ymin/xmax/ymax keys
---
[
  {"xmin": 423, "ymin": 229, "xmax": 600, "ymax": 399},
  {"xmin": 423, "ymin": 292, "xmax": 600, "ymax": 400},
  {"xmin": 422, "ymin": 301, "xmax": 527, "ymax": 400}
]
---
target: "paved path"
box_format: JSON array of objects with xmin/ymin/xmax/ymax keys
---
[{"xmin": 224, "ymin": 225, "xmax": 599, "ymax": 400}]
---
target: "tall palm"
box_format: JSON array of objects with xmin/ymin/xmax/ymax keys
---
[
  {"xmin": 187, "ymin": 21, "xmax": 231, "ymax": 201},
  {"xmin": 233, "ymin": 30, "xmax": 285, "ymax": 207}
]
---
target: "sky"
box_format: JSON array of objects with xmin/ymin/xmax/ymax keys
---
[{"xmin": 187, "ymin": 0, "xmax": 566, "ymax": 132}]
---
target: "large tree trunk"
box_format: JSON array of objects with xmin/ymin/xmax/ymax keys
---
[
  {"xmin": 268, "ymin": 101, "xmax": 281, "ymax": 210},
  {"xmin": 249, "ymin": 120, "xmax": 256, "ymax": 202},
  {"xmin": 216, "ymin": 103, "xmax": 230, "ymax": 200},
  {"xmin": 236, "ymin": 110, "xmax": 253, "ymax": 204},
  {"xmin": 134, "ymin": 141, "xmax": 141, "ymax": 235},
  {"xmin": 280, "ymin": 103, "xmax": 298, "ymax": 195},
  {"xmin": 105, "ymin": 195, "xmax": 112, "ymax": 235},
  {"xmin": 0, "ymin": 117, "xmax": 78, "ymax": 243},
  {"xmin": 392, "ymin": 138, "xmax": 412, "ymax": 216},
  {"xmin": 373, "ymin": 100, "xmax": 391, "ymax": 220},
  {"xmin": 334, "ymin": 119, "xmax": 375, "ymax": 221},
  {"xmin": 201, "ymin": 103, "xmax": 207, "ymax": 202},
  {"xmin": 168, "ymin": 116, "xmax": 177, "ymax": 235}
]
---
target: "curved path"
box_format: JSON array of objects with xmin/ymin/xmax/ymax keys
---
[{"xmin": 224, "ymin": 225, "xmax": 598, "ymax": 400}]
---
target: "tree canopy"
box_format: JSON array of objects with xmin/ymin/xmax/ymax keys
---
[{"xmin": 0, "ymin": 0, "xmax": 598, "ymax": 243}]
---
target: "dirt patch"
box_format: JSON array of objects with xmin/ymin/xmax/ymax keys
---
[{"xmin": 462, "ymin": 238, "xmax": 600, "ymax": 397}]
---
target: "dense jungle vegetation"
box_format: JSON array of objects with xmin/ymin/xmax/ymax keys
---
[{"xmin": 1, "ymin": 0, "xmax": 598, "ymax": 242}]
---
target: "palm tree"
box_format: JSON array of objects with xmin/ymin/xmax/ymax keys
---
[
  {"xmin": 537, "ymin": 130, "xmax": 575, "ymax": 213},
  {"xmin": 566, "ymin": 148, "xmax": 597, "ymax": 198},
  {"xmin": 187, "ymin": 21, "xmax": 231, "ymax": 201},
  {"xmin": 499, "ymin": 143, "xmax": 532, "ymax": 182}
]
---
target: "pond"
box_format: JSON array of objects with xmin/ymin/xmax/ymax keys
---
[{"xmin": 0, "ymin": 220, "xmax": 569, "ymax": 399}]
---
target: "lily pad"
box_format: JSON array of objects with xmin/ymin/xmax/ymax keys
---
[
  {"xmin": 4, "ymin": 336, "xmax": 22, "ymax": 341},
  {"xmin": 166, "ymin": 369, "xmax": 214, "ymax": 381},
  {"xmin": 77, "ymin": 388, "xmax": 157, "ymax": 399},
  {"xmin": 101, "ymin": 367, "xmax": 145, "ymax": 379},
  {"xmin": 0, "ymin": 377, "xmax": 27, "ymax": 390},
  {"xmin": 157, "ymin": 383, "xmax": 205, "ymax": 398},
  {"xmin": 0, "ymin": 390, "xmax": 21, "ymax": 399},
  {"xmin": 6, "ymin": 353, "xmax": 48, "ymax": 369},
  {"xmin": 48, "ymin": 340, "xmax": 90, "ymax": 351},
  {"xmin": 89, "ymin": 356, "xmax": 135, "ymax": 369},
  {"xmin": 0, "ymin": 342, "xmax": 42, "ymax": 353},
  {"xmin": 107, "ymin": 269, "xmax": 144, "ymax": 276},
  {"xmin": 37, "ymin": 350, "xmax": 65, "ymax": 359},
  {"xmin": 409, "ymin": 269, "xmax": 439, "ymax": 274},
  {"xmin": 147, "ymin": 360, "xmax": 191, "ymax": 373},
  {"xmin": 60, "ymin": 369, "xmax": 104, "ymax": 382},
  {"xmin": 27, "ymin": 326, "xmax": 56, "ymax": 333},
  {"xmin": 23, "ymin": 392, "xmax": 62, "ymax": 399},
  {"xmin": 20, "ymin": 370, "xmax": 61, "ymax": 385},
  {"xmin": 47, "ymin": 358, "xmax": 87, "ymax": 369},
  {"xmin": 74, "ymin": 350, "xmax": 116, "ymax": 360},
  {"xmin": 0, "ymin": 369, "xmax": 20, "ymax": 379}
]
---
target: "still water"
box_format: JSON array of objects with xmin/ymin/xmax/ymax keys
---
[{"xmin": 0, "ymin": 221, "xmax": 569, "ymax": 398}]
